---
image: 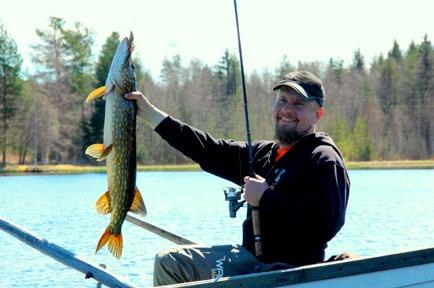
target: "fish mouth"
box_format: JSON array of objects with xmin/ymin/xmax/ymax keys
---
[
  {"xmin": 123, "ymin": 32, "xmax": 134, "ymax": 66},
  {"xmin": 128, "ymin": 31, "xmax": 134, "ymax": 54},
  {"xmin": 105, "ymin": 31, "xmax": 136, "ymax": 91}
]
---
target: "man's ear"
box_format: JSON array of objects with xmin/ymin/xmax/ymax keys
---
[{"xmin": 315, "ymin": 107, "xmax": 325, "ymax": 123}]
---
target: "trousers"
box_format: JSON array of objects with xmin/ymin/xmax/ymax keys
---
[{"xmin": 153, "ymin": 244, "xmax": 293, "ymax": 286}]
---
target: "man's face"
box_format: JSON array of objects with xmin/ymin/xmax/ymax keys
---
[{"xmin": 272, "ymin": 87, "xmax": 324, "ymax": 146}]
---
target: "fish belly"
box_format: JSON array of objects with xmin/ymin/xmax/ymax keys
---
[{"xmin": 106, "ymin": 95, "xmax": 137, "ymax": 234}]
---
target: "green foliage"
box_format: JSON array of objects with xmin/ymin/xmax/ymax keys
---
[
  {"xmin": 1, "ymin": 17, "xmax": 432, "ymax": 164},
  {"xmin": 275, "ymin": 55, "xmax": 295, "ymax": 79},
  {"xmin": 351, "ymin": 118, "xmax": 373, "ymax": 161},
  {"xmin": 378, "ymin": 58, "xmax": 395, "ymax": 113},
  {"xmin": 31, "ymin": 17, "xmax": 68, "ymax": 78},
  {"xmin": 95, "ymin": 32, "xmax": 120, "ymax": 86},
  {"xmin": 61, "ymin": 22, "xmax": 96, "ymax": 159},
  {"xmin": 62, "ymin": 21, "xmax": 95, "ymax": 95},
  {"xmin": 160, "ymin": 54, "xmax": 192, "ymax": 125},
  {"xmin": 416, "ymin": 34, "xmax": 433, "ymax": 155},
  {"xmin": 213, "ymin": 49, "xmax": 242, "ymax": 138},
  {"xmin": 352, "ymin": 48, "xmax": 365, "ymax": 72},
  {"xmin": 389, "ymin": 40, "xmax": 402, "ymax": 61},
  {"xmin": 161, "ymin": 54, "xmax": 183, "ymax": 83},
  {"xmin": 327, "ymin": 117, "xmax": 351, "ymax": 157},
  {"xmin": 0, "ymin": 24, "xmax": 23, "ymax": 117},
  {"xmin": 216, "ymin": 49, "xmax": 240, "ymax": 96},
  {"xmin": 329, "ymin": 58, "xmax": 344, "ymax": 84},
  {"xmin": 417, "ymin": 35, "xmax": 432, "ymax": 106},
  {"xmin": 0, "ymin": 23, "xmax": 24, "ymax": 165},
  {"xmin": 328, "ymin": 117, "xmax": 373, "ymax": 161},
  {"xmin": 28, "ymin": 17, "xmax": 97, "ymax": 163}
]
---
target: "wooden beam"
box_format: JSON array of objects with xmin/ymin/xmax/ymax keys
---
[
  {"xmin": 0, "ymin": 217, "xmax": 139, "ymax": 288},
  {"xmin": 126, "ymin": 214, "xmax": 196, "ymax": 245}
]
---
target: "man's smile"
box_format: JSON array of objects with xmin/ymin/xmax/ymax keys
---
[{"xmin": 277, "ymin": 116, "xmax": 298, "ymax": 124}]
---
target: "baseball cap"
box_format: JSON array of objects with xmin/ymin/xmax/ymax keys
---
[{"xmin": 273, "ymin": 71, "xmax": 325, "ymax": 107}]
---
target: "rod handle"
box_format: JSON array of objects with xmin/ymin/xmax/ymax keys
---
[{"xmin": 251, "ymin": 207, "xmax": 262, "ymax": 257}]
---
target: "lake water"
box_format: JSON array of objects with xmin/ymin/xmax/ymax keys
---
[{"xmin": 0, "ymin": 169, "xmax": 433, "ymax": 287}]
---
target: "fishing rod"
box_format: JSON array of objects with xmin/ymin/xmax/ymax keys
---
[
  {"xmin": 125, "ymin": 215, "xmax": 196, "ymax": 245},
  {"xmin": 232, "ymin": 0, "xmax": 262, "ymax": 258}
]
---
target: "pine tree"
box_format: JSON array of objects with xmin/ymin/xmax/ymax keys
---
[
  {"xmin": 389, "ymin": 40, "xmax": 402, "ymax": 62},
  {"xmin": 216, "ymin": 49, "xmax": 239, "ymax": 96},
  {"xmin": 31, "ymin": 17, "xmax": 71, "ymax": 163},
  {"xmin": 62, "ymin": 21, "xmax": 95, "ymax": 162},
  {"xmin": 0, "ymin": 23, "xmax": 23, "ymax": 165},
  {"xmin": 274, "ymin": 55, "xmax": 295, "ymax": 79},
  {"xmin": 329, "ymin": 58, "xmax": 344, "ymax": 84},
  {"xmin": 160, "ymin": 54, "xmax": 190, "ymax": 163},
  {"xmin": 214, "ymin": 49, "xmax": 241, "ymax": 138},
  {"xmin": 378, "ymin": 58, "xmax": 395, "ymax": 114},
  {"xmin": 352, "ymin": 48, "xmax": 365, "ymax": 72},
  {"xmin": 416, "ymin": 35, "xmax": 433, "ymax": 156}
]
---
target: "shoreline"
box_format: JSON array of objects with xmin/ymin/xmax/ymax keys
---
[
  {"xmin": 0, "ymin": 164, "xmax": 200, "ymax": 175},
  {"xmin": 345, "ymin": 159, "xmax": 434, "ymax": 170},
  {"xmin": 0, "ymin": 160, "xmax": 433, "ymax": 175}
]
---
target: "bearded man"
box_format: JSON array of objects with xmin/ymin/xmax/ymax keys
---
[{"xmin": 125, "ymin": 70, "xmax": 350, "ymax": 286}]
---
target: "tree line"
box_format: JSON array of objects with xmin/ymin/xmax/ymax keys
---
[{"xmin": 0, "ymin": 17, "xmax": 432, "ymax": 166}]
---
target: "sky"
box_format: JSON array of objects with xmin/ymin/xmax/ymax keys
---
[{"xmin": 1, "ymin": 0, "xmax": 433, "ymax": 79}]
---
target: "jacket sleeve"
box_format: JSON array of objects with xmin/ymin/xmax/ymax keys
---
[
  {"xmin": 155, "ymin": 116, "xmax": 250, "ymax": 185},
  {"xmin": 259, "ymin": 161, "xmax": 349, "ymax": 243}
]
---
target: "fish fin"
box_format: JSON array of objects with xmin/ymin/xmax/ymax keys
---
[
  {"xmin": 95, "ymin": 191, "xmax": 112, "ymax": 215},
  {"xmin": 129, "ymin": 187, "xmax": 147, "ymax": 216},
  {"xmin": 86, "ymin": 86, "xmax": 108, "ymax": 103},
  {"xmin": 85, "ymin": 144, "xmax": 105, "ymax": 159},
  {"xmin": 95, "ymin": 228, "xmax": 123, "ymax": 259},
  {"xmin": 85, "ymin": 144, "xmax": 113, "ymax": 161},
  {"xmin": 96, "ymin": 144, "xmax": 113, "ymax": 162}
]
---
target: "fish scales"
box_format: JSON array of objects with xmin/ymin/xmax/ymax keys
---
[{"xmin": 84, "ymin": 32, "xmax": 146, "ymax": 258}]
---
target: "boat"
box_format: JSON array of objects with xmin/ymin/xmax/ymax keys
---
[
  {"xmin": 164, "ymin": 247, "xmax": 434, "ymax": 287},
  {"xmin": 2, "ymin": 215, "xmax": 434, "ymax": 288}
]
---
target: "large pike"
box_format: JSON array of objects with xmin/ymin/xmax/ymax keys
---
[{"xmin": 85, "ymin": 32, "xmax": 146, "ymax": 258}]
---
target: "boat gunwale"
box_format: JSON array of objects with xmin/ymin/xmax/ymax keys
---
[{"xmin": 164, "ymin": 246, "xmax": 434, "ymax": 287}]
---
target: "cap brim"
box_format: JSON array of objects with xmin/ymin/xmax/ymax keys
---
[{"xmin": 272, "ymin": 81, "xmax": 309, "ymax": 99}]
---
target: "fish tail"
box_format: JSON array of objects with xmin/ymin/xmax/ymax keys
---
[{"xmin": 95, "ymin": 228, "xmax": 123, "ymax": 259}]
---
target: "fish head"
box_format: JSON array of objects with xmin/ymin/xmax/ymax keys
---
[{"xmin": 106, "ymin": 31, "xmax": 136, "ymax": 94}]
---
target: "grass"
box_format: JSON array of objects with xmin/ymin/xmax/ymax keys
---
[
  {"xmin": 345, "ymin": 159, "xmax": 434, "ymax": 169},
  {"xmin": 0, "ymin": 160, "xmax": 432, "ymax": 175},
  {"xmin": 0, "ymin": 163, "xmax": 200, "ymax": 174}
]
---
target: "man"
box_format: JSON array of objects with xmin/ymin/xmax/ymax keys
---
[{"xmin": 125, "ymin": 70, "xmax": 350, "ymax": 286}]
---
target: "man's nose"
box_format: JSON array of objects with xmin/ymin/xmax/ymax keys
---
[{"xmin": 280, "ymin": 102, "xmax": 295, "ymax": 113}]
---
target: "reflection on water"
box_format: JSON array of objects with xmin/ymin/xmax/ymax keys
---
[{"xmin": 0, "ymin": 170, "xmax": 433, "ymax": 287}]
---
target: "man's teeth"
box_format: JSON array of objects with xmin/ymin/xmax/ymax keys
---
[{"xmin": 279, "ymin": 117, "xmax": 296, "ymax": 122}]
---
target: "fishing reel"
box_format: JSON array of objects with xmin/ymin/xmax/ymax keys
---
[{"xmin": 223, "ymin": 187, "xmax": 246, "ymax": 218}]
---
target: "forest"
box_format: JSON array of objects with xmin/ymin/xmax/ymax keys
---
[{"xmin": 0, "ymin": 17, "xmax": 433, "ymax": 166}]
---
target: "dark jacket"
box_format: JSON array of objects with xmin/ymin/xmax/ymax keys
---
[{"xmin": 155, "ymin": 116, "xmax": 350, "ymax": 266}]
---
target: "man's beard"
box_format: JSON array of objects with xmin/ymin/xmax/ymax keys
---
[{"xmin": 274, "ymin": 123, "xmax": 312, "ymax": 146}]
